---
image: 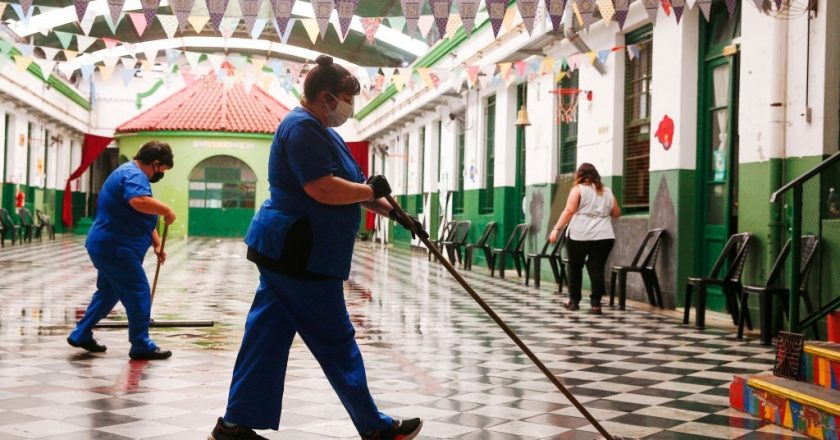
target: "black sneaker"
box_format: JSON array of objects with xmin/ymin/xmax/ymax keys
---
[
  {"xmin": 563, "ymin": 302, "xmax": 579, "ymax": 311},
  {"xmin": 362, "ymin": 418, "xmax": 423, "ymax": 440},
  {"xmin": 67, "ymin": 336, "xmax": 107, "ymax": 353},
  {"xmin": 128, "ymin": 348, "xmax": 172, "ymax": 360},
  {"xmin": 208, "ymin": 417, "xmax": 268, "ymax": 440}
]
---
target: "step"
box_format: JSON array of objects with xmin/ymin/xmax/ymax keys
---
[
  {"xmin": 730, "ymin": 374, "xmax": 840, "ymax": 439},
  {"xmin": 804, "ymin": 342, "xmax": 840, "ymax": 390}
]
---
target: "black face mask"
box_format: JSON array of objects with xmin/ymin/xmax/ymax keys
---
[{"xmin": 150, "ymin": 164, "xmax": 164, "ymax": 183}]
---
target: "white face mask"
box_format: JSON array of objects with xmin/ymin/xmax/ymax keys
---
[{"xmin": 325, "ymin": 93, "xmax": 354, "ymax": 127}]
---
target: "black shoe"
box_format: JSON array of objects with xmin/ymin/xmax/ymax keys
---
[
  {"xmin": 129, "ymin": 348, "xmax": 172, "ymax": 360},
  {"xmin": 67, "ymin": 337, "xmax": 107, "ymax": 353},
  {"xmin": 563, "ymin": 302, "xmax": 579, "ymax": 311},
  {"xmin": 362, "ymin": 418, "xmax": 423, "ymax": 440},
  {"xmin": 208, "ymin": 417, "xmax": 268, "ymax": 440},
  {"xmin": 588, "ymin": 306, "xmax": 603, "ymax": 315}
]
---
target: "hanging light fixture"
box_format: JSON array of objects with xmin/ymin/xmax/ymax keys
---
[{"xmin": 515, "ymin": 85, "xmax": 530, "ymax": 126}]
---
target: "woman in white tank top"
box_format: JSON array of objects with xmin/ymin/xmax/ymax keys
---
[{"xmin": 549, "ymin": 163, "xmax": 621, "ymax": 314}]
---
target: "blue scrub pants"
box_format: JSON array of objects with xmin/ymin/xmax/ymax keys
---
[
  {"xmin": 224, "ymin": 267, "xmax": 392, "ymax": 433},
  {"xmin": 69, "ymin": 246, "xmax": 157, "ymax": 354}
]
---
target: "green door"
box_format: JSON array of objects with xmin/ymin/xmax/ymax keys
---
[
  {"xmin": 188, "ymin": 155, "xmax": 256, "ymax": 237},
  {"xmin": 516, "ymin": 83, "xmax": 527, "ymax": 224},
  {"xmin": 697, "ymin": 2, "xmax": 741, "ymax": 311}
]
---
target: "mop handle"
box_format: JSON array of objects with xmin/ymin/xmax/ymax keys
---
[
  {"xmin": 150, "ymin": 223, "xmax": 168, "ymax": 305},
  {"xmin": 385, "ymin": 194, "xmax": 616, "ymax": 440}
]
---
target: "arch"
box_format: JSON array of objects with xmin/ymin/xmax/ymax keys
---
[{"xmin": 187, "ymin": 155, "xmax": 257, "ymax": 237}]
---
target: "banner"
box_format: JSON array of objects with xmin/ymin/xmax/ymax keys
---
[
  {"xmin": 336, "ymin": 0, "xmax": 358, "ymax": 40},
  {"xmin": 270, "ymin": 0, "xmax": 295, "ymax": 37},
  {"xmin": 485, "ymin": 0, "xmax": 507, "ymax": 38},
  {"xmin": 170, "ymin": 0, "xmax": 196, "ymax": 31},
  {"xmin": 544, "ymin": 0, "xmax": 566, "ymax": 32},
  {"xmin": 62, "ymin": 134, "xmax": 113, "ymax": 227},
  {"xmin": 457, "ymin": 0, "xmax": 479, "ymax": 34}
]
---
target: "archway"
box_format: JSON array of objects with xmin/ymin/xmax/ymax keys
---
[{"xmin": 188, "ymin": 155, "xmax": 257, "ymax": 237}]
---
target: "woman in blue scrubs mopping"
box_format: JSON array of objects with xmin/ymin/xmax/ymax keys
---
[
  {"xmin": 67, "ymin": 141, "xmax": 176, "ymax": 361},
  {"xmin": 209, "ymin": 55, "xmax": 426, "ymax": 440}
]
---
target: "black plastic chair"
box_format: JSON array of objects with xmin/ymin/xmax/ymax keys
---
[
  {"xmin": 464, "ymin": 222, "xmax": 497, "ymax": 271},
  {"xmin": 547, "ymin": 225, "xmax": 569, "ymax": 294},
  {"xmin": 683, "ymin": 232, "xmax": 752, "ymax": 329},
  {"xmin": 738, "ymin": 235, "xmax": 820, "ymax": 345},
  {"xmin": 18, "ymin": 208, "xmax": 35, "ymax": 243},
  {"xmin": 429, "ymin": 220, "xmax": 456, "ymax": 262},
  {"xmin": 35, "ymin": 210, "xmax": 56, "ymax": 241},
  {"xmin": 0, "ymin": 208, "xmax": 20, "ymax": 246},
  {"xmin": 442, "ymin": 221, "xmax": 471, "ymax": 265},
  {"xmin": 490, "ymin": 223, "xmax": 529, "ymax": 278},
  {"xmin": 609, "ymin": 228, "xmax": 666, "ymax": 310},
  {"xmin": 525, "ymin": 225, "xmax": 566, "ymax": 288}
]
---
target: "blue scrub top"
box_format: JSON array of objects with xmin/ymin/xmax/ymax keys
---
[
  {"xmin": 86, "ymin": 162, "xmax": 158, "ymax": 256},
  {"xmin": 245, "ymin": 107, "xmax": 365, "ymax": 280}
]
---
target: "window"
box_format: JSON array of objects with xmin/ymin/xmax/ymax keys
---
[
  {"xmin": 623, "ymin": 26, "xmax": 653, "ymax": 211},
  {"xmin": 479, "ymin": 95, "xmax": 496, "ymax": 213},
  {"xmin": 189, "ymin": 156, "xmax": 257, "ymax": 209},
  {"xmin": 453, "ymin": 119, "xmax": 465, "ymax": 214},
  {"xmin": 557, "ymin": 72, "xmax": 579, "ymax": 174}
]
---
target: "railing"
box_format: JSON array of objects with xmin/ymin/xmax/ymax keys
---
[{"xmin": 770, "ymin": 151, "xmax": 840, "ymax": 335}]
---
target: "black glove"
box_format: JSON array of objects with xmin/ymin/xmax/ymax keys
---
[
  {"xmin": 389, "ymin": 209, "xmax": 429, "ymax": 240},
  {"xmin": 366, "ymin": 175, "xmax": 391, "ymax": 199}
]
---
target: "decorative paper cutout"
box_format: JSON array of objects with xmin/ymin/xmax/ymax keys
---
[
  {"xmin": 671, "ymin": 0, "xmax": 685, "ymax": 22},
  {"xmin": 239, "ymin": 0, "xmax": 263, "ymax": 35},
  {"xmin": 429, "ymin": 0, "xmax": 452, "ymax": 38},
  {"xmin": 697, "ymin": 0, "xmax": 712, "ymax": 21},
  {"xmin": 159, "ymin": 14, "xmax": 180, "ymax": 38},
  {"xmin": 73, "ymin": 0, "xmax": 90, "ymax": 23},
  {"xmin": 614, "ymin": 0, "xmax": 630, "ymax": 29},
  {"xmin": 54, "ymin": 31, "xmax": 74, "ymax": 49},
  {"xmin": 516, "ymin": 0, "xmax": 538, "ymax": 34},
  {"xmin": 188, "ymin": 14, "xmax": 211, "ymax": 32},
  {"xmin": 400, "ymin": 0, "xmax": 422, "ymax": 37},
  {"xmin": 129, "ymin": 13, "xmax": 148, "ymax": 36},
  {"xmin": 457, "ymin": 0, "xmax": 479, "ymax": 34},
  {"xmin": 206, "ymin": 0, "xmax": 230, "ymax": 32},
  {"xmin": 220, "ymin": 17, "xmax": 240, "ymax": 38},
  {"xmin": 417, "ymin": 15, "xmax": 434, "ymax": 38},
  {"xmin": 76, "ymin": 35, "xmax": 97, "ymax": 52},
  {"xmin": 543, "ymin": 0, "xmax": 565, "ymax": 32},
  {"xmin": 642, "ymin": 0, "xmax": 659, "ymax": 24},
  {"xmin": 311, "ymin": 0, "xmax": 334, "ymax": 40},
  {"xmin": 270, "ymin": 0, "xmax": 296, "ymax": 37},
  {"xmin": 360, "ymin": 17, "xmax": 382, "ymax": 44},
  {"xmin": 336, "ymin": 0, "xmax": 358, "ymax": 40},
  {"xmin": 596, "ymin": 0, "xmax": 614, "ymax": 25},
  {"xmin": 141, "ymin": 0, "xmax": 161, "ymax": 28},
  {"xmin": 106, "ymin": 0, "xmax": 125, "ymax": 25},
  {"xmin": 301, "ymin": 18, "xmax": 320, "ymax": 44}
]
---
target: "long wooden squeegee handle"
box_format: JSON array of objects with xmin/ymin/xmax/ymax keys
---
[
  {"xmin": 384, "ymin": 194, "xmax": 616, "ymax": 440},
  {"xmin": 150, "ymin": 223, "xmax": 168, "ymax": 305}
]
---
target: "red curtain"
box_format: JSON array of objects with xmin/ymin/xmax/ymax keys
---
[
  {"xmin": 62, "ymin": 134, "xmax": 113, "ymax": 227},
  {"xmin": 346, "ymin": 141, "xmax": 374, "ymax": 231}
]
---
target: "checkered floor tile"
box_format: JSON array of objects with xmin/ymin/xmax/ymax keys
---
[{"xmin": 0, "ymin": 236, "xmax": 804, "ymax": 439}]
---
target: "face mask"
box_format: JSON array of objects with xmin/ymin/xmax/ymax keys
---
[
  {"xmin": 325, "ymin": 93, "xmax": 354, "ymax": 127},
  {"xmin": 150, "ymin": 164, "xmax": 164, "ymax": 183}
]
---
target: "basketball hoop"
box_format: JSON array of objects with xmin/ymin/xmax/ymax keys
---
[{"xmin": 550, "ymin": 88, "xmax": 592, "ymax": 124}]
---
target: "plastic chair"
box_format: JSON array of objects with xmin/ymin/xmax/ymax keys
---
[
  {"xmin": 524, "ymin": 226, "xmax": 566, "ymax": 288},
  {"xmin": 609, "ymin": 228, "xmax": 667, "ymax": 310},
  {"xmin": 547, "ymin": 225, "xmax": 569, "ymax": 294},
  {"xmin": 738, "ymin": 235, "xmax": 820, "ymax": 345},
  {"xmin": 35, "ymin": 210, "xmax": 56, "ymax": 241},
  {"xmin": 442, "ymin": 221, "xmax": 471, "ymax": 265},
  {"xmin": 0, "ymin": 208, "xmax": 20, "ymax": 246},
  {"xmin": 428, "ymin": 220, "xmax": 456, "ymax": 262},
  {"xmin": 683, "ymin": 232, "xmax": 752, "ymax": 329},
  {"xmin": 464, "ymin": 222, "xmax": 497, "ymax": 271},
  {"xmin": 490, "ymin": 223, "xmax": 529, "ymax": 278},
  {"xmin": 18, "ymin": 208, "xmax": 35, "ymax": 243}
]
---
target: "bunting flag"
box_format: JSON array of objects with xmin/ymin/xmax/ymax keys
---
[
  {"xmin": 129, "ymin": 13, "xmax": 148, "ymax": 36},
  {"xmin": 642, "ymin": 0, "xmax": 659, "ymax": 24},
  {"xmin": 159, "ymin": 14, "xmax": 179, "ymax": 38},
  {"xmin": 360, "ymin": 17, "xmax": 382, "ymax": 44},
  {"xmin": 73, "ymin": 0, "xmax": 90, "ymax": 23},
  {"xmin": 275, "ymin": 17, "xmax": 295, "ymax": 43},
  {"xmin": 207, "ymin": 53, "xmax": 225, "ymax": 70},
  {"xmin": 143, "ymin": 47, "xmax": 158, "ymax": 63},
  {"xmin": 513, "ymin": 60, "xmax": 526, "ymax": 78},
  {"xmin": 123, "ymin": 42, "xmax": 136, "ymax": 57},
  {"xmin": 457, "ymin": 0, "xmax": 479, "ymax": 34},
  {"xmin": 141, "ymin": 0, "xmax": 161, "ymax": 27},
  {"xmin": 11, "ymin": 4, "xmax": 34, "ymax": 26},
  {"xmin": 54, "ymin": 31, "xmax": 74, "ymax": 49},
  {"xmin": 98, "ymin": 64, "xmax": 116, "ymax": 81},
  {"xmin": 170, "ymin": 0, "xmax": 196, "ymax": 30},
  {"xmin": 311, "ymin": 0, "xmax": 333, "ymax": 39},
  {"xmin": 466, "ymin": 65, "xmax": 479, "ymax": 87},
  {"xmin": 185, "ymin": 51, "xmax": 202, "ymax": 68},
  {"xmin": 392, "ymin": 69, "xmax": 406, "ymax": 91},
  {"xmin": 206, "ymin": 0, "xmax": 230, "ymax": 32},
  {"xmin": 41, "ymin": 47, "xmax": 61, "ymax": 61},
  {"xmin": 102, "ymin": 37, "xmax": 120, "ymax": 49},
  {"xmin": 387, "ymin": 16, "xmax": 406, "ymax": 32},
  {"xmin": 417, "ymin": 15, "xmax": 434, "ymax": 38},
  {"xmin": 19, "ymin": 0, "xmax": 33, "ymax": 18},
  {"xmin": 724, "ymin": 0, "xmax": 736, "ymax": 16},
  {"xmin": 58, "ymin": 61, "xmax": 76, "ymax": 77},
  {"xmin": 400, "ymin": 0, "xmax": 422, "ymax": 37},
  {"xmin": 121, "ymin": 66, "xmax": 136, "ymax": 86},
  {"xmin": 14, "ymin": 55, "xmax": 32, "ymax": 72},
  {"xmin": 597, "ymin": 48, "xmax": 609, "ymax": 64},
  {"xmin": 661, "ymin": 0, "xmax": 672, "ymax": 15},
  {"xmin": 33, "ymin": 59, "xmax": 56, "ymax": 76},
  {"xmin": 516, "ymin": 0, "xmax": 539, "ymax": 34},
  {"xmin": 76, "ymin": 35, "xmax": 97, "ymax": 52},
  {"xmin": 79, "ymin": 8, "xmax": 96, "ymax": 34},
  {"xmin": 120, "ymin": 57, "xmax": 136, "ymax": 69},
  {"xmin": 445, "ymin": 13, "xmax": 461, "ymax": 39},
  {"xmin": 239, "ymin": 0, "xmax": 262, "ymax": 35},
  {"xmin": 544, "ymin": 0, "xmax": 565, "ymax": 32},
  {"xmin": 80, "ymin": 63, "xmax": 95, "ymax": 82},
  {"xmin": 502, "ymin": 5, "xmax": 517, "ymax": 32},
  {"xmin": 626, "ymin": 43, "xmax": 639, "ymax": 60},
  {"xmin": 103, "ymin": 55, "xmax": 120, "ymax": 68},
  {"xmin": 106, "ymin": 0, "xmax": 125, "ymax": 25},
  {"xmin": 697, "ymin": 0, "xmax": 711, "ymax": 20},
  {"xmin": 103, "ymin": 9, "xmax": 122, "ymax": 34},
  {"xmin": 429, "ymin": 0, "xmax": 452, "ymax": 38},
  {"xmin": 220, "ymin": 17, "xmax": 239, "ymax": 38},
  {"xmin": 597, "ymin": 0, "xmax": 614, "ymax": 25},
  {"xmin": 270, "ymin": 0, "xmax": 295, "ymax": 37},
  {"xmin": 614, "ymin": 0, "xmax": 630, "ymax": 29},
  {"xmin": 188, "ymin": 14, "xmax": 210, "ymax": 32},
  {"xmin": 250, "ymin": 17, "xmax": 268, "ymax": 38},
  {"xmin": 671, "ymin": 0, "xmax": 685, "ymax": 22},
  {"xmin": 0, "ymin": 3, "xmax": 7, "ymax": 19},
  {"xmin": 576, "ymin": 0, "xmax": 596, "ymax": 28},
  {"xmin": 336, "ymin": 0, "xmax": 358, "ymax": 40},
  {"xmin": 63, "ymin": 50, "xmax": 78, "ymax": 61},
  {"xmin": 301, "ymin": 18, "xmax": 320, "ymax": 43}
]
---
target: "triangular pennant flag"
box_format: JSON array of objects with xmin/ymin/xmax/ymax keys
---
[
  {"xmin": 220, "ymin": 17, "xmax": 240, "ymax": 38},
  {"xmin": 445, "ymin": 13, "xmax": 461, "ymax": 39},
  {"xmin": 103, "ymin": 55, "xmax": 120, "ymax": 68},
  {"xmin": 671, "ymin": 0, "xmax": 685, "ymax": 22},
  {"xmin": 585, "ymin": 51, "xmax": 596, "ymax": 64},
  {"xmin": 14, "ymin": 56, "xmax": 32, "ymax": 72},
  {"xmin": 120, "ymin": 57, "xmax": 136, "ymax": 69},
  {"xmin": 478, "ymin": 73, "xmax": 490, "ymax": 89},
  {"xmin": 614, "ymin": 0, "xmax": 630, "ymax": 29},
  {"xmin": 416, "ymin": 67, "xmax": 432, "ymax": 89},
  {"xmin": 164, "ymin": 48, "xmax": 181, "ymax": 65},
  {"xmin": 74, "ymin": 0, "xmax": 90, "ymax": 23},
  {"xmin": 106, "ymin": 0, "xmax": 125, "ymax": 25},
  {"xmin": 76, "ymin": 35, "xmax": 97, "ymax": 52},
  {"xmin": 122, "ymin": 43, "xmax": 136, "ymax": 57},
  {"xmin": 58, "ymin": 62, "xmax": 76, "ymax": 78},
  {"xmin": 185, "ymin": 51, "xmax": 202, "ymax": 68},
  {"xmin": 466, "ymin": 65, "xmax": 479, "ymax": 87},
  {"xmin": 576, "ymin": 0, "xmax": 595, "ymax": 28},
  {"xmin": 457, "ymin": 0, "xmax": 480, "ymax": 34},
  {"xmin": 102, "ymin": 37, "xmax": 120, "ymax": 50},
  {"xmin": 63, "ymin": 50, "xmax": 79, "ymax": 61},
  {"xmin": 129, "ymin": 13, "xmax": 148, "ymax": 36},
  {"xmin": 20, "ymin": 44, "xmax": 35, "ymax": 58},
  {"xmin": 11, "ymin": 4, "xmax": 34, "ymax": 26},
  {"xmin": 141, "ymin": 0, "xmax": 161, "ymax": 28},
  {"xmin": 311, "ymin": 0, "xmax": 334, "ymax": 40},
  {"xmin": 540, "ymin": 56, "xmax": 555, "ymax": 75},
  {"xmin": 251, "ymin": 57, "xmax": 266, "ymax": 73},
  {"xmin": 360, "ymin": 17, "xmax": 382, "ymax": 44},
  {"xmin": 365, "ymin": 67, "xmax": 380, "ymax": 80},
  {"xmin": 724, "ymin": 0, "xmax": 736, "ymax": 16},
  {"xmin": 79, "ymin": 8, "xmax": 96, "ymax": 34},
  {"xmin": 426, "ymin": 26, "xmax": 440, "ymax": 44},
  {"xmin": 20, "ymin": 0, "xmax": 33, "ymax": 16},
  {"xmin": 98, "ymin": 64, "xmax": 116, "ymax": 81},
  {"xmin": 159, "ymin": 14, "xmax": 179, "ymax": 38},
  {"xmin": 597, "ymin": 49, "xmax": 609, "ymax": 64},
  {"xmin": 516, "ymin": 0, "xmax": 539, "ymax": 34},
  {"xmin": 401, "ymin": 0, "xmax": 422, "ymax": 36},
  {"xmin": 80, "ymin": 63, "xmax": 95, "ymax": 82},
  {"xmin": 41, "ymin": 47, "xmax": 61, "ymax": 61},
  {"xmin": 251, "ymin": 17, "xmax": 268, "ymax": 38},
  {"xmin": 54, "ymin": 31, "xmax": 74, "ymax": 49},
  {"xmin": 206, "ymin": 0, "xmax": 230, "ymax": 32},
  {"xmin": 513, "ymin": 60, "xmax": 526, "ymax": 79},
  {"xmin": 170, "ymin": 0, "xmax": 196, "ymax": 30},
  {"xmin": 642, "ymin": 0, "xmax": 659, "ymax": 24},
  {"xmin": 387, "ymin": 16, "xmax": 406, "ymax": 33},
  {"xmin": 335, "ymin": 0, "xmax": 358, "ymax": 40},
  {"xmin": 207, "ymin": 53, "xmax": 225, "ymax": 69},
  {"xmin": 276, "ymin": 18, "xmax": 295, "ymax": 44},
  {"xmin": 188, "ymin": 14, "xmax": 210, "ymax": 32},
  {"xmin": 392, "ymin": 69, "xmax": 406, "ymax": 91},
  {"xmin": 258, "ymin": 74, "xmax": 273, "ymax": 91},
  {"xmin": 0, "ymin": 40, "xmax": 10, "ymax": 56},
  {"xmin": 597, "ymin": 0, "xmax": 614, "ymax": 25},
  {"xmin": 141, "ymin": 59, "xmax": 152, "ymax": 71},
  {"xmin": 626, "ymin": 44, "xmax": 639, "ymax": 60},
  {"xmin": 544, "ymin": 0, "xmax": 566, "ymax": 32},
  {"xmin": 498, "ymin": 62, "xmax": 512, "ymax": 80},
  {"xmin": 697, "ymin": 0, "xmax": 711, "ymax": 20},
  {"xmin": 485, "ymin": 0, "xmax": 507, "ymax": 37},
  {"xmin": 501, "ymin": 4, "xmax": 517, "ymax": 32},
  {"xmin": 103, "ymin": 10, "xmax": 122, "ymax": 34},
  {"xmin": 661, "ymin": 0, "xmax": 672, "ymax": 15},
  {"xmin": 417, "ymin": 15, "xmax": 434, "ymax": 38},
  {"xmin": 239, "ymin": 0, "xmax": 263, "ymax": 35},
  {"xmin": 121, "ymin": 67, "xmax": 136, "ymax": 86},
  {"xmin": 143, "ymin": 48, "xmax": 158, "ymax": 63},
  {"xmin": 33, "ymin": 59, "xmax": 56, "ymax": 76},
  {"xmin": 270, "ymin": 0, "xmax": 295, "ymax": 37},
  {"xmin": 301, "ymin": 18, "xmax": 320, "ymax": 44},
  {"xmin": 0, "ymin": 2, "xmax": 6, "ymax": 18},
  {"xmin": 428, "ymin": 0, "xmax": 452, "ymax": 38}
]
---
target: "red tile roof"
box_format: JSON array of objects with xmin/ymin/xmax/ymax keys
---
[{"xmin": 116, "ymin": 75, "xmax": 290, "ymax": 134}]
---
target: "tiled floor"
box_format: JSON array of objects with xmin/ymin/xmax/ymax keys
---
[{"xmin": 0, "ymin": 236, "xmax": 804, "ymax": 439}]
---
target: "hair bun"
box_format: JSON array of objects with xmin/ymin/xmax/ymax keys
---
[{"xmin": 315, "ymin": 54, "xmax": 333, "ymax": 67}]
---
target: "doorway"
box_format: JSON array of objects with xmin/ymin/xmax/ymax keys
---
[{"xmin": 188, "ymin": 155, "xmax": 256, "ymax": 237}]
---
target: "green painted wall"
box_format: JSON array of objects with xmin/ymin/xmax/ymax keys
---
[{"xmin": 117, "ymin": 132, "xmax": 272, "ymax": 238}]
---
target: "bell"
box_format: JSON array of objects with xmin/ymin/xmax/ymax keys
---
[{"xmin": 515, "ymin": 105, "xmax": 531, "ymax": 126}]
